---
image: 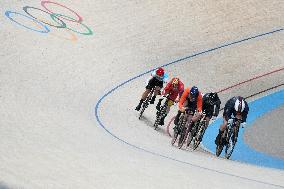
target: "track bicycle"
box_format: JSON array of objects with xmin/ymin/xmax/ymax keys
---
[{"xmin": 216, "ymin": 118, "xmax": 242, "ymax": 159}]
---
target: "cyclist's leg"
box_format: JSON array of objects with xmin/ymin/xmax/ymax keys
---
[
  {"xmin": 156, "ymin": 93, "xmax": 167, "ymax": 110},
  {"xmin": 151, "ymin": 80, "xmax": 163, "ymax": 104},
  {"xmin": 135, "ymin": 85, "xmax": 151, "ymax": 111},
  {"xmin": 173, "ymin": 110, "xmax": 182, "ymax": 133},
  {"xmin": 142, "ymin": 89, "xmax": 151, "ymax": 99},
  {"xmin": 192, "ymin": 112, "xmax": 202, "ymax": 122},
  {"xmin": 187, "ymin": 110, "xmax": 201, "ymax": 132},
  {"xmin": 159, "ymin": 100, "xmax": 173, "ymax": 125},
  {"xmin": 204, "ymin": 109, "xmax": 213, "ymax": 129},
  {"xmin": 205, "ymin": 116, "xmax": 211, "ymax": 128},
  {"xmin": 174, "ymin": 110, "xmax": 181, "ymax": 125},
  {"xmin": 215, "ymin": 116, "xmax": 228, "ymax": 145},
  {"xmin": 144, "ymin": 77, "xmax": 155, "ymax": 98}
]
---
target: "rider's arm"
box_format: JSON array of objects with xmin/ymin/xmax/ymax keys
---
[
  {"xmin": 197, "ymin": 93, "xmax": 203, "ymax": 112},
  {"xmin": 179, "ymin": 82, "xmax": 185, "ymax": 98},
  {"xmin": 223, "ymin": 107, "xmax": 233, "ymax": 121},
  {"xmin": 213, "ymin": 98, "xmax": 221, "ymax": 117},
  {"xmin": 178, "ymin": 88, "xmax": 189, "ymax": 110},
  {"xmin": 241, "ymin": 101, "xmax": 249, "ymax": 122},
  {"xmin": 162, "ymin": 82, "xmax": 171, "ymax": 96},
  {"xmin": 175, "ymin": 82, "xmax": 185, "ymax": 102}
]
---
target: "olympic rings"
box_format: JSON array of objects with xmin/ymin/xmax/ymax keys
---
[
  {"xmin": 23, "ymin": 6, "xmax": 66, "ymax": 28},
  {"xmin": 5, "ymin": 11, "xmax": 50, "ymax": 33},
  {"xmin": 4, "ymin": 1, "xmax": 93, "ymax": 40},
  {"xmin": 41, "ymin": 1, "xmax": 83, "ymax": 23},
  {"xmin": 50, "ymin": 14, "xmax": 93, "ymax": 36}
]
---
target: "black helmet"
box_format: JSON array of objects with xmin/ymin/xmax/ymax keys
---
[{"xmin": 208, "ymin": 92, "xmax": 218, "ymax": 105}]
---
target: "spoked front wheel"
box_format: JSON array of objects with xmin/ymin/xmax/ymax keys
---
[
  {"xmin": 178, "ymin": 127, "xmax": 189, "ymax": 149},
  {"xmin": 192, "ymin": 126, "xmax": 206, "ymax": 150},
  {"xmin": 138, "ymin": 97, "xmax": 150, "ymax": 120},
  {"xmin": 186, "ymin": 123, "xmax": 198, "ymax": 148},
  {"xmin": 171, "ymin": 130, "xmax": 179, "ymax": 145},
  {"xmin": 153, "ymin": 112, "xmax": 160, "ymax": 130},
  {"xmin": 216, "ymin": 144, "xmax": 224, "ymax": 157},
  {"xmin": 138, "ymin": 104, "xmax": 146, "ymax": 120},
  {"xmin": 186, "ymin": 131, "xmax": 193, "ymax": 148},
  {"xmin": 225, "ymin": 133, "xmax": 237, "ymax": 159},
  {"xmin": 154, "ymin": 106, "xmax": 167, "ymax": 130}
]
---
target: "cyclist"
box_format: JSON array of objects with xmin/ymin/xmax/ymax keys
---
[
  {"xmin": 215, "ymin": 96, "xmax": 249, "ymax": 145},
  {"xmin": 135, "ymin": 67, "xmax": 168, "ymax": 111},
  {"xmin": 155, "ymin": 77, "xmax": 184, "ymax": 125},
  {"xmin": 173, "ymin": 86, "xmax": 203, "ymax": 134},
  {"xmin": 202, "ymin": 92, "xmax": 221, "ymax": 129}
]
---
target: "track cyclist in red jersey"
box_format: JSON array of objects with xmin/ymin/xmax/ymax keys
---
[
  {"xmin": 155, "ymin": 77, "xmax": 184, "ymax": 125},
  {"xmin": 135, "ymin": 67, "xmax": 169, "ymax": 111},
  {"xmin": 215, "ymin": 96, "xmax": 249, "ymax": 145},
  {"xmin": 173, "ymin": 86, "xmax": 203, "ymax": 133}
]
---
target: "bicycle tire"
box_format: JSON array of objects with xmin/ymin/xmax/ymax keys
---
[
  {"xmin": 138, "ymin": 91, "xmax": 153, "ymax": 120},
  {"xmin": 225, "ymin": 125, "xmax": 238, "ymax": 159},
  {"xmin": 171, "ymin": 130, "xmax": 179, "ymax": 145},
  {"xmin": 216, "ymin": 144, "xmax": 224, "ymax": 157},
  {"xmin": 186, "ymin": 122, "xmax": 198, "ymax": 147},
  {"xmin": 154, "ymin": 101, "xmax": 167, "ymax": 130},
  {"xmin": 186, "ymin": 129, "xmax": 193, "ymax": 147},
  {"xmin": 138, "ymin": 103, "xmax": 146, "ymax": 120},
  {"xmin": 193, "ymin": 122, "xmax": 206, "ymax": 150},
  {"xmin": 178, "ymin": 115, "xmax": 188, "ymax": 149}
]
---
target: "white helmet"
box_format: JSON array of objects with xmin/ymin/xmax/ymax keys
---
[{"xmin": 234, "ymin": 97, "xmax": 245, "ymax": 112}]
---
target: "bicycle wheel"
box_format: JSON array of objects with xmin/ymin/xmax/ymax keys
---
[
  {"xmin": 225, "ymin": 127, "xmax": 237, "ymax": 159},
  {"xmin": 177, "ymin": 116, "xmax": 187, "ymax": 148},
  {"xmin": 216, "ymin": 128, "xmax": 228, "ymax": 157},
  {"xmin": 179, "ymin": 125, "xmax": 189, "ymax": 149},
  {"xmin": 186, "ymin": 122, "xmax": 198, "ymax": 147},
  {"xmin": 171, "ymin": 129, "xmax": 179, "ymax": 145},
  {"xmin": 154, "ymin": 102, "xmax": 167, "ymax": 130},
  {"xmin": 138, "ymin": 93, "xmax": 152, "ymax": 119},
  {"xmin": 216, "ymin": 143, "xmax": 224, "ymax": 157},
  {"xmin": 193, "ymin": 122, "xmax": 206, "ymax": 150},
  {"xmin": 138, "ymin": 101, "xmax": 147, "ymax": 120}
]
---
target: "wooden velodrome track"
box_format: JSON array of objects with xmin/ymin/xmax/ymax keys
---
[{"xmin": 0, "ymin": 0, "xmax": 283, "ymax": 188}]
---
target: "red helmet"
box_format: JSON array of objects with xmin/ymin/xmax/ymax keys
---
[
  {"xmin": 171, "ymin": 77, "xmax": 179, "ymax": 87},
  {"xmin": 156, "ymin": 67, "xmax": 165, "ymax": 77}
]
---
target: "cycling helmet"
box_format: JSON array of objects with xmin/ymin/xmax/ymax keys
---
[
  {"xmin": 156, "ymin": 67, "xmax": 165, "ymax": 77},
  {"xmin": 208, "ymin": 92, "xmax": 218, "ymax": 105},
  {"xmin": 234, "ymin": 97, "xmax": 245, "ymax": 113},
  {"xmin": 189, "ymin": 86, "xmax": 199, "ymax": 99},
  {"xmin": 171, "ymin": 77, "xmax": 179, "ymax": 87}
]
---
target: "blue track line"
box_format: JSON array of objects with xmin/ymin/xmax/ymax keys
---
[{"xmin": 95, "ymin": 28, "xmax": 284, "ymax": 188}]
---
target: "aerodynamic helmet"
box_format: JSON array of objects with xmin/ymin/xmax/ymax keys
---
[{"xmin": 234, "ymin": 96, "xmax": 245, "ymax": 113}]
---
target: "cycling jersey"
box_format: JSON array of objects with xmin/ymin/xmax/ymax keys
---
[
  {"xmin": 178, "ymin": 87, "xmax": 202, "ymax": 112},
  {"xmin": 223, "ymin": 96, "xmax": 249, "ymax": 122},
  {"xmin": 162, "ymin": 80, "xmax": 184, "ymax": 101},
  {"xmin": 202, "ymin": 93, "xmax": 221, "ymax": 117}
]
